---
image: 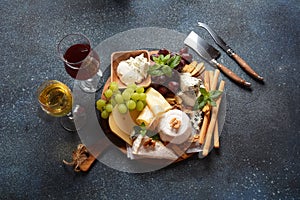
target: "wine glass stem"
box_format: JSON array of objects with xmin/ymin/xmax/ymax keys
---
[
  {"xmin": 79, "ymin": 70, "xmax": 103, "ymax": 93},
  {"xmin": 59, "ymin": 112, "xmax": 76, "ymax": 132}
]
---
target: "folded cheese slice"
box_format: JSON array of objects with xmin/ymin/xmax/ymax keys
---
[
  {"xmin": 145, "ymin": 87, "xmax": 172, "ymax": 116},
  {"xmin": 136, "ymin": 105, "xmax": 154, "ymax": 127}
]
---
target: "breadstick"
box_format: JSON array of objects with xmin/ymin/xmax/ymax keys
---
[
  {"xmin": 198, "ymin": 71, "xmax": 210, "ymax": 144},
  {"xmin": 210, "ymin": 69, "xmax": 220, "ymax": 91},
  {"xmin": 213, "ymin": 120, "xmax": 219, "ymax": 148},
  {"xmin": 209, "ymin": 70, "xmax": 214, "ymax": 88},
  {"xmin": 202, "ymin": 80, "xmax": 225, "ymax": 156},
  {"xmin": 199, "ymin": 70, "xmax": 220, "ymax": 144}
]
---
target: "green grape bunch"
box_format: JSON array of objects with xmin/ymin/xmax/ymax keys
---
[{"xmin": 96, "ymin": 82, "xmax": 147, "ymax": 119}]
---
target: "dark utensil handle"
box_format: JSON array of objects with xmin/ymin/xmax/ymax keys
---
[
  {"xmin": 215, "ymin": 62, "xmax": 251, "ymax": 87},
  {"xmin": 232, "ymin": 53, "xmax": 263, "ymax": 81}
]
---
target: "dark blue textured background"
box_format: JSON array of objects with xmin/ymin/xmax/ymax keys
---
[{"xmin": 1, "ymin": 0, "xmax": 299, "ymax": 199}]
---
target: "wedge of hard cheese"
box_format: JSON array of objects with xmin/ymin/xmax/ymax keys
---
[{"xmin": 109, "ymin": 114, "xmax": 133, "ymax": 146}]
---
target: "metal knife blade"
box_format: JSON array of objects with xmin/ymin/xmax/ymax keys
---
[
  {"xmin": 184, "ymin": 31, "xmax": 217, "ymax": 61},
  {"xmin": 198, "ymin": 22, "xmax": 263, "ymax": 81},
  {"xmin": 184, "ymin": 31, "xmax": 251, "ymax": 87},
  {"xmin": 198, "ymin": 22, "xmax": 230, "ymax": 54}
]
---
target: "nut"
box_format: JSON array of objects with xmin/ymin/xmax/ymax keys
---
[{"xmin": 169, "ymin": 118, "xmax": 181, "ymax": 129}]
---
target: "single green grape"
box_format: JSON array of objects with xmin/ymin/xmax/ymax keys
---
[
  {"xmin": 136, "ymin": 86, "xmax": 144, "ymax": 93},
  {"xmin": 122, "ymin": 91, "xmax": 131, "ymax": 101},
  {"xmin": 131, "ymin": 92, "xmax": 140, "ymax": 101},
  {"xmin": 118, "ymin": 104, "xmax": 128, "ymax": 114},
  {"xmin": 96, "ymin": 99, "xmax": 106, "ymax": 110},
  {"xmin": 136, "ymin": 100, "xmax": 144, "ymax": 111},
  {"xmin": 126, "ymin": 100, "xmax": 136, "ymax": 110},
  {"xmin": 104, "ymin": 89, "xmax": 113, "ymax": 98},
  {"xmin": 139, "ymin": 93, "xmax": 147, "ymax": 101},
  {"xmin": 115, "ymin": 93, "xmax": 124, "ymax": 104},
  {"xmin": 127, "ymin": 83, "xmax": 137, "ymax": 90},
  {"xmin": 113, "ymin": 89, "xmax": 121, "ymax": 95},
  {"xmin": 124, "ymin": 88, "xmax": 134, "ymax": 94},
  {"xmin": 101, "ymin": 110, "xmax": 109, "ymax": 119},
  {"xmin": 105, "ymin": 104, "xmax": 113, "ymax": 113},
  {"xmin": 109, "ymin": 82, "xmax": 119, "ymax": 92},
  {"xmin": 110, "ymin": 98, "xmax": 117, "ymax": 107}
]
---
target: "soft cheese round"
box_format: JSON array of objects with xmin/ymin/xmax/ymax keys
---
[{"xmin": 158, "ymin": 109, "xmax": 192, "ymax": 144}]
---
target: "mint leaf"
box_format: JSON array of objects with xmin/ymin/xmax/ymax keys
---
[
  {"xmin": 140, "ymin": 129, "xmax": 147, "ymax": 136},
  {"xmin": 162, "ymin": 54, "xmax": 170, "ymax": 63},
  {"xmin": 158, "ymin": 54, "xmax": 164, "ymax": 63},
  {"xmin": 169, "ymin": 55, "xmax": 181, "ymax": 68},
  {"xmin": 152, "ymin": 56, "xmax": 159, "ymax": 63},
  {"xmin": 200, "ymin": 87, "xmax": 209, "ymax": 96},
  {"xmin": 149, "ymin": 64, "xmax": 161, "ymax": 70},
  {"xmin": 210, "ymin": 100, "xmax": 217, "ymax": 107},
  {"xmin": 210, "ymin": 90, "xmax": 222, "ymax": 100},
  {"xmin": 148, "ymin": 69, "xmax": 164, "ymax": 76},
  {"xmin": 162, "ymin": 65, "xmax": 172, "ymax": 77},
  {"xmin": 194, "ymin": 87, "xmax": 223, "ymax": 111},
  {"xmin": 150, "ymin": 134, "xmax": 160, "ymax": 141}
]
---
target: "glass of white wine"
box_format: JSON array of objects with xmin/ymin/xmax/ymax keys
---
[{"xmin": 37, "ymin": 80, "xmax": 77, "ymax": 131}]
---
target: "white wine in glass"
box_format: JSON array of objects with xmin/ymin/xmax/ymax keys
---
[{"xmin": 37, "ymin": 80, "xmax": 76, "ymax": 131}]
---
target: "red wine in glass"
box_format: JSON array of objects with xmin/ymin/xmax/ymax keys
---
[
  {"xmin": 58, "ymin": 33, "xmax": 102, "ymax": 93},
  {"xmin": 64, "ymin": 43, "xmax": 100, "ymax": 80}
]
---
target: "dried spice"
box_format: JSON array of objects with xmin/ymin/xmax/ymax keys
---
[{"xmin": 63, "ymin": 144, "xmax": 91, "ymax": 172}]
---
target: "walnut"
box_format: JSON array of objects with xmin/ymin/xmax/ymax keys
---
[
  {"xmin": 166, "ymin": 96, "xmax": 183, "ymax": 110},
  {"xmin": 143, "ymin": 138, "xmax": 156, "ymax": 149},
  {"xmin": 169, "ymin": 117, "xmax": 181, "ymax": 129}
]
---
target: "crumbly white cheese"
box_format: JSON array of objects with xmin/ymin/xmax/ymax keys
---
[
  {"xmin": 178, "ymin": 73, "xmax": 203, "ymax": 106},
  {"xmin": 180, "ymin": 73, "xmax": 202, "ymax": 92},
  {"xmin": 117, "ymin": 54, "xmax": 150, "ymax": 85}
]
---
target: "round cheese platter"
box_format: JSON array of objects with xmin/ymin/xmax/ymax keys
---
[{"xmin": 74, "ymin": 27, "xmax": 226, "ymax": 173}]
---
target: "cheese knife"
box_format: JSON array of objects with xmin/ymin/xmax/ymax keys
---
[
  {"xmin": 198, "ymin": 22, "xmax": 263, "ymax": 81},
  {"xmin": 184, "ymin": 31, "xmax": 251, "ymax": 87}
]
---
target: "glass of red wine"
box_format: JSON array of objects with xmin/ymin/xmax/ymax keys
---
[{"xmin": 57, "ymin": 33, "xmax": 102, "ymax": 93}]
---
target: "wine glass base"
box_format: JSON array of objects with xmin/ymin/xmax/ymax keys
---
[
  {"xmin": 79, "ymin": 80, "xmax": 102, "ymax": 93},
  {"xmin": 59, "ymin": 116, "xmax": 77, "ymax": 132},
  {"xmin": 59, "ymin": 105, "xmax": 87, "ymax": 132},
  {"xmin": 79, "ymin": 71, "xmax": 103, "ymax": 93}
]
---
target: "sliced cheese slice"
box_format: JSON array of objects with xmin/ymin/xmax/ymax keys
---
[
  {"xmin": 136, "ymin": 105, "xmax": 154, "ymax": 127},
  {"xmin": 145, "ymin": 87, "xmax": 172, "ymax": 116},
  {"xmin": 111, "ymin": 106, "xmax": 137, "ymax": 135},
  {"xmin": 108, "ymin": 114, "xmax": 133, "ymax": 146}
]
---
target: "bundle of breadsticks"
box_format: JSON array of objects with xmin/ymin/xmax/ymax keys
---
[
  {"xmin": 201, "ymin": 69, "xmax": 225, "ymax": 156},
  {"xmin": 187, "ymin": 69, "xmax": 225, "ymax": 157}
]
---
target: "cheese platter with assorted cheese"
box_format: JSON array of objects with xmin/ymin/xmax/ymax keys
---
[{"xmin": 96, "ymin": 47, "xmax": 226, "ymax": 163}]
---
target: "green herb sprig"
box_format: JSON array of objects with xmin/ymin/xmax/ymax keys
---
[
  {"xmin": 131, "ymin": 123, "xmax": 160, "ymax": 140},
  {"xmin": 194, "ymin": 87, "xmax": 223, "ymax": 110},
  {"xmin": 148, "ymin": 54, "xmax": 181, "ymax": 77}
]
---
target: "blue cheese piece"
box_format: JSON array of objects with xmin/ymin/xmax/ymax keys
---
[
  {"xmin": 189, "ymin": 110, "xmax": 203, "ymax": 131},
  {"xmin": 180, "ymin": 73, "xmax": 202, "ymax": 92}
]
